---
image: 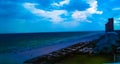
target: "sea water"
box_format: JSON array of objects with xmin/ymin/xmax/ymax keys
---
[
  {"xmin": 0, "ymin": 31, "xmax": 100, "ymax": 64},
  {"xmin": 0, "ymin": 32, "xmax": 91, "ymax": 54}
]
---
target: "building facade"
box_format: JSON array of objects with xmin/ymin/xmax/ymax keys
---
[{"xmin": 105, "ymin": 18, "xmax": 114, "ymax": 32}]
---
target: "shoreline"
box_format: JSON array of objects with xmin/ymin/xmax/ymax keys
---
[
  {"xmin": 24, "ymin": 40, "xmax": 98, "ymax": 64},
  {"xmin": 0, "ymin": 32, "xmax": 105, "ymax": 64},
  {"xmin": 24, "ymin": 33, "xmax": 105, "ymax": 64},
  {"xmin": 24, "ymin": 32, "xmax": 120, "ymax": 64}
]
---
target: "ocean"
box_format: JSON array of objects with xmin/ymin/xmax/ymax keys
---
[
  {"xmin": 0, "ymin": 32, "xmax": 93, "ymax": 54},
  {"xmin": 0, "ymin": 31, "xmax": 102, "ymax": 64}
]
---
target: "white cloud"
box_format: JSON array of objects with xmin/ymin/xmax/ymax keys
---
[
  {"xmin": 23, "ymin": 0, "xmax": 103, "ymax": 25},
  {"xmin": 86, "ymin": 0, "xmax": 103, "ymax": 14},
  {"xmin": 72, "ymin": 0, "xmax": 103, "ymax": 22},
  {"xmin": 51, "ymin": 0, "xmax": 70, "ymax": 7},
  {"xmin": 72, "ymin": 10, "xmax": 90, "ymax": 22},
  {"xmin": 23, "ymin": 2, "xmax": 67, "ymax": 23}
]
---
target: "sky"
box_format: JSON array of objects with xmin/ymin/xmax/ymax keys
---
[{"xmin": 0, "ymin": 0, "xmax": 120, "ymax": 33}]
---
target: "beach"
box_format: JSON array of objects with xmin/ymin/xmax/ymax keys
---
[
  {"xmin": 0, "ymin": 32, "xmax": 105, "ymax": 64},
  {"xmin": 24, "ymin": 31, "xmax": 120, "ymax": 64}
]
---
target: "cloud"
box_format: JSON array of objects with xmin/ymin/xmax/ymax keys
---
[
  {"xmin": 51, "ymin": 0, "xmax": 70, "ymax": 7},
  {"xmin": 51, "ymin": 0, "xmax": 90, "ymax": 11},
  {"xmin": 23, "ymin": 0, "xmax": 103, "ymax": 24},
  {"xmin": 86, "ymin": 0, "xmax": 103, "ymax": 14},
  {"xmin": 72, "ymin": 10, "xmax": 89, "ymax": 22},
  {"xmin": 23, "ymin": 2, "xmax": 67, "ymax": 23},
  {"xmin": 72, "ymin": 0, "xmax": 103, "ymax": 22}
]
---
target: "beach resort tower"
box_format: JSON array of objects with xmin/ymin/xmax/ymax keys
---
[{"xmin": 105, "ymin": 18, "xmax": 114, "ymax": 32}]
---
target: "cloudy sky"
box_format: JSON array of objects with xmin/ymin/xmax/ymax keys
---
[{"xmin": 0, "ymin": 0, "xmax": 120, "ymax": 33}]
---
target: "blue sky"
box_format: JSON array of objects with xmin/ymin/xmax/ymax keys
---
[{"xmin": 0, "ymin": 0, "xmax": 120, "ymax": 33}]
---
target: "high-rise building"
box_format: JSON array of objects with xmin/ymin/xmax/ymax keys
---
[{"xmin": 105, "ymin": 18, "xmax": 114, "ymax": 32}]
